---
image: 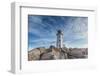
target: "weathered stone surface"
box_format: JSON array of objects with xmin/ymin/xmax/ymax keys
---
[
  {"xmin": 68, "ymin": 48, "xmax": 88, "ymax": 59},
  {"xmin": 28, "ymin": 47, "xmax": 46, "ymax": 61},
  {"xmin": 28, "ymin": 47, "xmax": 88, "ymax": 61},
  {"xmin": 40, "ymin": 52, "xmax": 54, "ymax": 60}
]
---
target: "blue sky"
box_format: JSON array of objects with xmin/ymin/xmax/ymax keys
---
[{"xmin": 28, "ymin": 15, "xmax": 88, "ymax": 50}]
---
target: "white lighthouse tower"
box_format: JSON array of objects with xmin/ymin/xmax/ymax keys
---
[{"xmin": 56, "ymin": 30, "xmax": 63, "ymax": 48}]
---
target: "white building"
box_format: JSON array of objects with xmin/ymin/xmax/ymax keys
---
[{"xmin": 56, "ymin": 30, "xmax": 63, "ymax": 48}]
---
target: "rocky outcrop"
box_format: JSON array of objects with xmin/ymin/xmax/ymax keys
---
[
  {"xmin": 28, "ymin": 47, "xmax": 88, "ymax": 61},
  {"xmin": 28, "ymin": 47, "xmax": 46, "ymax": 61},
  {"xmin": 68, "ymin": 48, "xmax": 88, "ymax": 59}
]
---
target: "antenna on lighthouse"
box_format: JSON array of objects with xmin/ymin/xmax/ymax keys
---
[{"xmin": 56, "ymin": 30, "xmax": 63, "ymax": 48}]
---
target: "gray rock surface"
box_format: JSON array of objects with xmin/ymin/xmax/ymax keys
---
[{"xmin": 28, "ymin": 47, "xmax": 88, "ymax": 61}]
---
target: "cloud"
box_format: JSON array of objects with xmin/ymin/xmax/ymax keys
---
[{"xmin": 28, "ymin": 15, "xmax": 88, "ymax": 50}]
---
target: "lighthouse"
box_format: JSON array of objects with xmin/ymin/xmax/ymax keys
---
[{"xmin": 56, "ymin": 30, "xmax": 63, "ymax": 48}]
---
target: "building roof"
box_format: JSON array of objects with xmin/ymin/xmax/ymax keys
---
[{"xmin": 57, "ymin": 30, "xmax": 63, "ymax": 35}]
